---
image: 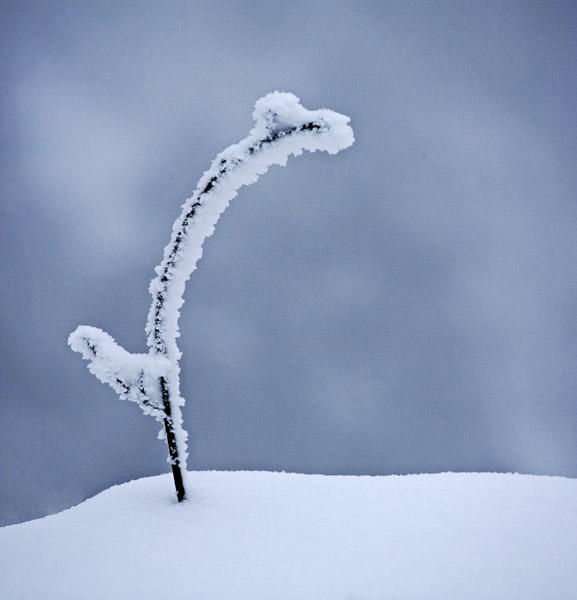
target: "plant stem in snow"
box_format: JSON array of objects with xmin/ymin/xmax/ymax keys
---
[{"xmin": 69, "ymin": 92, "xmax": 354, "ymax": 503}]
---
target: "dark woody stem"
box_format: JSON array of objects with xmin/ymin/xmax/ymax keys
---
[{"xmin": 160, "ymin": 376, "xmax": 186, "ymax": 502}]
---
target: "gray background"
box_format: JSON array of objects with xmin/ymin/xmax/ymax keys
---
[{"xmin": 2, "ymin": 1, "xmax": 577, "ymax": 526}]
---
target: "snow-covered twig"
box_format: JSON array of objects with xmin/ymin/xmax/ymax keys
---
[{"xmin": 69, "ymin": 92, "xmax": 354, "ymax": 503}]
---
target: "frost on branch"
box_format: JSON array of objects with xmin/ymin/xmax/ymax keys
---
[
  {"xmin": 69, "ymin": 91, "xmax": 354, "ymax": 504},
  {"xmin": 146, "ymin": 91, "xmax": 355, "ymax": 361},
  {"xmin": 68, "ymin": 326, "xmax": 173, "ymax": 419}
]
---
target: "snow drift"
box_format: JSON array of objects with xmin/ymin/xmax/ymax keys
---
[{"xmin": 1, "ymin": 471, "xmax": 576, "ymax": 599}]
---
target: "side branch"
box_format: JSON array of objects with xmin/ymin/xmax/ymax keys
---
[{"xmin": 68, "ymin": 326, "xmax": 170, "ymax": 420}]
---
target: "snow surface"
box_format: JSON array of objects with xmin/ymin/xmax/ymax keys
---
[{"xmin": 1, "ymin": 471, "xmax": 576, "ymax": 599}]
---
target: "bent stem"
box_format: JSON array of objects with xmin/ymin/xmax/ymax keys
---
[{"xmin": 69, "ymin": 92, "xmax": 354, "ymax": 505}]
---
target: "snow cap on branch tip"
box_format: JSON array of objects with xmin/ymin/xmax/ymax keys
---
[{"xmin": 252, "ymin": 91, "xmax": 354, "ymax": 154}]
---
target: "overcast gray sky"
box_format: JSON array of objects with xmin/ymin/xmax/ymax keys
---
[{"xmin": 2, "ymin": 0, "xmax": 577, "ymax": 526}]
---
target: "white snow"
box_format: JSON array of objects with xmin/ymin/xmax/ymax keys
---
[{"xmin": 1, "ymin": 471, "xmax": 576, "ymax": 599}]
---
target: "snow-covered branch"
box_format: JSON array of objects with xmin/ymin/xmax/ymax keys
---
[
  {"xmin": 69, "ymin": 92, "xmax": 354, "ymax": 504},
  {"xmin": 69, "ymin": 325, "xmax": 172, "ymax": 419},
  {"xmin": 146, "ymin": 91, "xmax": 354, "ymax": 360}
]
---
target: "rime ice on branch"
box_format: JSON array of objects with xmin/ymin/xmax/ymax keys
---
[{"xmin": 69, "ymin": 92, "xmax": 355, "ymax": 503}]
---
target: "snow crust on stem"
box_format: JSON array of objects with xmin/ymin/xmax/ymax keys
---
[
  {"xmin": 68, "ymin": 92, "xmax": 354, "ymax": 498},
  {"xmin": 69, "ymin": 326, "xmax": 174, "ymax": 420},
  {"xmin": 146, "ymin": 91, "xmax": 354, "ymax": 360}
]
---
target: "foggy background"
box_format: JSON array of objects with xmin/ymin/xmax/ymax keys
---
[{"xmin": 2, "ymin": 1, "xmax": 577, "ymax": 526}]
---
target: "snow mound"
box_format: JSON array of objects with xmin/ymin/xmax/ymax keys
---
[{"xmin": 1, "ymin": 471, "xmax": 576, "ymax": 599}]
